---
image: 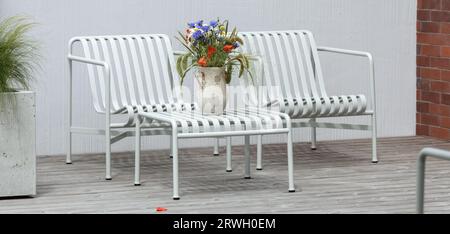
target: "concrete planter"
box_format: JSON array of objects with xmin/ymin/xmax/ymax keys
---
[{"xmin": 0, "ymin": 91, "xmax": 36, "ymax": 197}]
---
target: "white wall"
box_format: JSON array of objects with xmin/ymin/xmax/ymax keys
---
[{"xmin": 0, "ymin": 0, "xmax": 417, "ymax": 156}]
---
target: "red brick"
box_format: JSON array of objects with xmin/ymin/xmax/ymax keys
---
[
  {"xmin": 420, "ymin": 67, "xmax": 441, "ymax": 80},
  {"xmin": 444, "ymin": 0, "xmax": 450, "ymax": 11},
  {"xmin": 416, "ymin": 124, "xmax": 429, "ymax": 135},
  {"xmin": 429, "ymin": 103, "xmax": 441, "ymax": 114},
  {"xmin": 418, "ymin": 90, "xmax": 423, "ymax": 100},
  {"xmin": 442, "ymin": 70, "xmax": 450, "ymax": 81},
  {"xmin": 421, "ymin": 44, "xmax": 441, "ymax": 56},
  {"xmin": 430, "ymin": 57, "xmax": 450, "ymax": 69},
  {"xmin": 421, "ymin": 22, "xmax": 441, "ymax": 33},
  {"xmin": 442, "ymin": 93, "xmax": 450, "ymax": 105},
  {"xmin": 420, "ymin": 0, "xmax": 441, "ymax": 10},
  {"xmin": 419, "ymin": 78, "xmax": 431, "ymax": 90},
  {"xmin": 417, "ymin": 102, "xmax": 430, "ymax": 112},
  {"xmin": 422, "ymin": 113, "xmax": 440, "ymax": 125},
  {"xmin": 441, "ymin": 117, "xmax": 450, "ymax": 128},
  {"xmin": 428, "ymin": 103, "xmax": 450, "ymax": 116},
  {"xmin": 432, "ymin": 81, "xmax": 450, "ymax": 92},
  {"xmin": 417, "ymin": 33, "xmax": 448, "ymax": 45},
  {"xmin": 441, "ymin": 46, "xmax": 450, "ymax": 57},
  {"xmin": 439, "ymin": 104, "xmax": 450, "ymax": 116},
  {"xmin": 429, "ymin": 126, "xmax": 450, "ymax": 139},
  {"xmin": 417, "ymin": 113, "xmax": 422, "ymax": 124},
  {"xmin": 418, "ymin": 56, "xmax": 430, "ymax": 66},
  {"xmin": 431, "ymin": 11, "xmax": 450, "ymax": 22},
  {"xmin": 442, "ymin": 23, "xmax": 450, "ymax": 33},
  {"xmin": 422, "ymin": 91, "xmax": 441, "ymax": 103},
  {"xmin": 418, "ymin": 10, "xmax": 431, "ymax": 21}
]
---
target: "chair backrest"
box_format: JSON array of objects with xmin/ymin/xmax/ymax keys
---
[
  {"xmin": 70, "ymin": 34, "xmax": 179, "ymax": 113},
  {"xmin": 238, "ymin": 30, "xmax": 328, "ymax": 105}
]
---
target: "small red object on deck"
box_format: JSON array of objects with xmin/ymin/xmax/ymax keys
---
[{"xmin": 156, "ymin": 207, "xmax": 168, "ymax": 212}]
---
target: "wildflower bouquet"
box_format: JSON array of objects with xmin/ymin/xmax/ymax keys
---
[{"xmin": 176, "ymin": 19, "xmax": 251, "ymax": 85}]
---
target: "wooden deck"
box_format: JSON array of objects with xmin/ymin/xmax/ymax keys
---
[{"xmin": 1, "ymin": 136, "xmax": 450, "ymax": 214}]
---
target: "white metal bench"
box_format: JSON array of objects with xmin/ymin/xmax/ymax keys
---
[
  {"xmin": 66, "ymin": 34, "xmax": 294, "ymax": 199},
  {"xmin": 232, "ymin": 30, "xmax": 377, "ymax": 170}
]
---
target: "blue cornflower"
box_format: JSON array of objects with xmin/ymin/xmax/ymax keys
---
[
  {"xmin": 187, "ymin": 22, "xmax": 196, "ymax": 28},
  {"xmin": 233, "ymin": 42, "xmax": 240, "ymax": 48},
  {"xmin": 199, "ymin": 25, "xmax": 210, "ymax": 32},
  {"xmin": 209, "ymin": 20, "xmax": 218, "ymax": 28},
  {"xmin": 192, "ymin": 30, "xmax": 204, "ymax": 40},
  {"xmin": 188, "ymin": 20, "xmax": 204, "ymax": 28}
]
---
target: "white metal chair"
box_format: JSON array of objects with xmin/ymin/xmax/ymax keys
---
[
  {"xmin": 66, "ymin": 34, "xmax": 295, "ymax": 199},
  {"xmin": 67, "ymin": 34, "xmax": 195, "ymax": 180},
  {"xmin": 228, "ymin": 30, "xmax": 377, "ymax": 170}
]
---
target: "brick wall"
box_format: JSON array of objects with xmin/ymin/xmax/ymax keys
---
[{"xmin": 417, "ymin": 0, "xmax": 450, "ymax": 139}]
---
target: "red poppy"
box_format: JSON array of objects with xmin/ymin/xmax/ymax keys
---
[
  {"xmin": 198, "ymin": 57, "xmax": 207, "ymax": 67},
  {"xmin": 223, "ymin": 44, "xmax": 234, "ymax": 53},
  {"xmin": 207, "ymin": 46, "xmax": 216, "ymax": 58}
]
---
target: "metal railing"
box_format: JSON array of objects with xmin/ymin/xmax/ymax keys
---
[{"xmin": 417, "ymin": 147, "xmax": 450, "ymax": 214}]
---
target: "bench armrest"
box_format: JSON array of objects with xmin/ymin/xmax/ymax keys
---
[
  {"xmin": 317, "ymin": 46, "xmax": 376, "ymax": 114},
  {"xmin": 67, "ymin": 54, "xmax": 112, "ymax": 117}
]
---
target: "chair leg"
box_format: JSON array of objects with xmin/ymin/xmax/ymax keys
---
[
  {"xmin": 172, "ymin": 132, "xmax": 180, "ymax": 200},
  {"xmin": 66, "ymin": 130, "xmax": 72, "ymax": 164},
  {"xmin": 287, "ymin": 130, "xmax": 295, "ymax": 192},
  {"xmin": 66, "ymin": 59, "xmax": 72, "ymax": 164},
  {"xmin": 105, "ymin": 127, "xmax": 112, "ymax": 180},
  {"xmin": 169, "ymin": 136, "xmax": 173, "ymax": 158},
  {"xmin": 371, "ymin": 114, "xmax": 378, "ymax": 163},
  {"xmin": 244, "ymin": 135, "xmax": 251, "ymax": 179},
  {"xmin": 134, "ymin": 120, "xmax": 141, "ymax": 186},
  {"xmin": 256, "ymin": 135, "xmax": 263, "ymax": 170},
  {"xmin": 213, "ymin": 138, "xmax": 220, "ymax": 156},
  {"xmin": 310, "ymin": 118, "xmax": 317, "ymax": 150},
  {"xmin": 226, "ymin": 137, "xmax": 232, "ymax": 172}
]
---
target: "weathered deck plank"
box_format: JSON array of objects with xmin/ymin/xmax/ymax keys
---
[{"xmin": 1, "ymin": 136, "xmax": 450, "ymax": 214}]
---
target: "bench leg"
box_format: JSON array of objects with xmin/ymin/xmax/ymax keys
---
[
  {"xmin": 310, "ymin": 118, "xmax": 317, "ymax": 150},
  {"xmin": 134, "ymin": 119, "xmax": 141, "ymax": 186},
  {"xmin": 66, "ymin": 129, "xmax": 72, "ymax": 164},
  {"xmin": 226, "ymin": 137, "xmax": 232, "ymax": 172},
  {"xmin": 244, "ymin": 135, "xmax": 251, "ymax": 179},
  {"xmin": 169, "ymin": 136, "xmax": 173, "ymax": 158},
  {"xmin": 213, "ymin": 138, "xmax": 220, "ymax": 156},
  {"xmin": 172, "ymin": 131, "xmax": 180, "ymax": 200},
  {"xmin": 105, "ymin": 127, "xmax": 112, "ymax": 180},
  {"xmin": 256, "ymin": 135, "xmax": 263, "ymax": 170},
  {"xmin": 287, "ymin": 130, "xmax": 295, "ymax": 192},
  {"xmin": 371, "ymin": 114, "xmax": 378, "ymax": 163},
  {"xmin": 66, "ymin": 59, "xmax": 72, "ymax": 165}
]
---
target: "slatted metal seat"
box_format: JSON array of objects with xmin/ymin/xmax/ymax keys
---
[
  {"xmin": 231, "ymin": 30, "xmax": 377, "ymax": 169},
  {"xmin": 66, "ymin": 33, "xmax": 295, "ymax": 199},
  {"xmin": 67, "ymin": 34, "xmax": 189, "ymax": 180},
  {"xmin": 135, "ymin": 108, "xmax": 294, "ymax": 199}
]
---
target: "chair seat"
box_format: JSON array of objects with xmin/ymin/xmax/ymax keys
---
[
  {"xmin": 276, "ymin": 94, "xmax": 368, "ymax": 118},
  {"xmin": 138, "ymin": 108, "xmax": 290, "ymax": 134}
]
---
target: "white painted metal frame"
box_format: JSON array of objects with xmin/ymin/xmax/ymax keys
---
[
  {"xmin": 135, "ymin": 108, "xmax": 295, "ymax": 199},
  {"xmin": 66, "ymin": 34, "xmax": 195, "ymax": 180},
  {"xmin": 221, "ymin": 30, "xmax": 377, "ymax": 171},
  {"xmin": 66, "ymin": 34, "xmax": 295, "ymax": 199},
  {"xmin": 417, "ymin": 147, "xmax": 450, "ymax": 214}
]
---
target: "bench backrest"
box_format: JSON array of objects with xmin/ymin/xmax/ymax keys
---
[
  {"xmin": 238, "ymin": 30, "xmax": 328, "ymax": 105},
  {"xmin": 71, "ymin": 34, "xmax": 179, "ymax": 113}
]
